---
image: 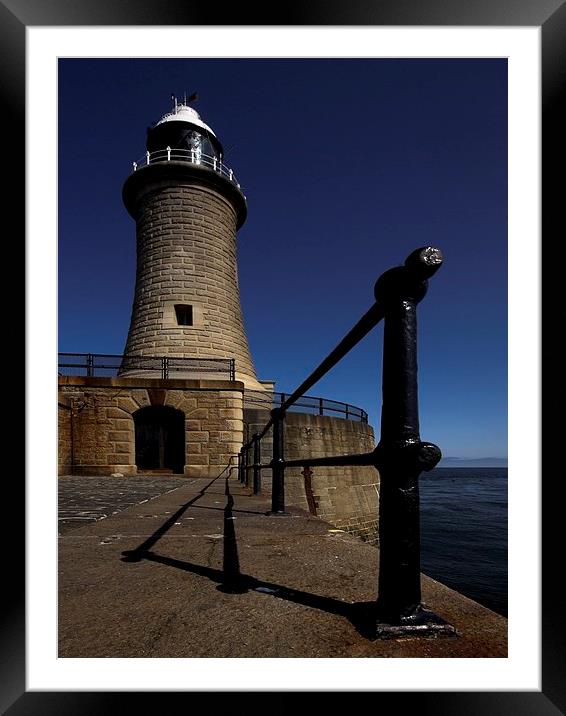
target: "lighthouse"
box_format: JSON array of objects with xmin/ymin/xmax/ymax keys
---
[
  {"xmin": 58, "ymin": 93, "xmax": 378, "ymax": 534},
  {"xmin": 120, "ymin": 97, "xmax": 264, "ymax": 390}
]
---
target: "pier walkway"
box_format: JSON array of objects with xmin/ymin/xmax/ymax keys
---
[{"xmin": 58, "ymin": 475, "xmax": 507, "ymax": 658}]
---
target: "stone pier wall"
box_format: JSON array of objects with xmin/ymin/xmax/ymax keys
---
[
  {"xmin": 58, "ymin": 376, "xmax": 244, "ymax": 478},
  {"xmin": 243, "ymin": 411, "xmax": 380, "ymax": 544},
  {"xmin": 58, "ymin": 399, "xmax": 73, "ymax": 475},
  {"xmin": 285, "ymin": 414, "xmax": 379, "ymax": 544}
]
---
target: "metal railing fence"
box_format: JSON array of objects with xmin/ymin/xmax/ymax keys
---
[
  {"xmin": 244, "ymin": 390, "xmax": 367, "ymax": 423},
  {"xmin": 132, "ymin": 148, "xmax": 243, "ymax": 192},
  {"xmin": 236, "ymin": 246, "xmax": 454, "ymax": 637},
  {"xmin": 58, "ymin": 353, "xmax": 236, "ymax": 381}
]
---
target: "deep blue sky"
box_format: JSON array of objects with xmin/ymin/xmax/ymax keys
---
[{"xmin": 58, "ymin": 59, "xmax": 507, "ymax": 463}]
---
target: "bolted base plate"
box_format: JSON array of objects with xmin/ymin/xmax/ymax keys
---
[
  {"xmin": 265, "ymin": 510, "xmax": 292, "ymax": 517},
  {"xmin": 375, "ymin": 607, "xmax": 457, "ymax": 639}
]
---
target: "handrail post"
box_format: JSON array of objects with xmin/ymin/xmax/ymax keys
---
[
  {"xmin": 319, "ymin": 397, "xmax": 324, "ymax": 416},
  {"xmin": 167, "ymin": 145, "xmax": 171, "ymax": 161},
  {"xmin": 86, "ymin": 353, "xmax": 94, "ymax": 377},
  {"xmin": 373, "ymin": 246, "xmax": 452, "ymax": 636},
  {"xmin": 238, "ymin": 449, "xmax": 244, "ymax": 483},
  {"xmin": 252, "ymin": 434, "xmax": 261, "ymax": 495},
  {"xmin": 244, "ymin": 442, "xmax": 250, "ymax": 488},
  {"xmin": 242, "ymin": 446, "xmax": 248, "ymax": 484},
  {"xmin": 270, "ymin": 408, "xmax": 286, "ymax": 514}
]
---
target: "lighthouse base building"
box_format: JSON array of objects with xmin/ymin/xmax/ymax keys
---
[
  {"xmin": 58, "ymin": 99, "xmax": 379, "ymax": 544},
  {"xmin": 58, "ymin": 376, "xmax": 378, "ymax": 544}
]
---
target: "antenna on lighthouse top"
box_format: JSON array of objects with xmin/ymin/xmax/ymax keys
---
[{"xmin": 171, "ymin": 92, "xmax": 198, "ymax": 113}]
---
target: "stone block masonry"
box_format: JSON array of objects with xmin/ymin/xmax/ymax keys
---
[
  {"xmin": 58, "ymin": 398, "xmax": 73, "ymax": 474},
  {"xmin": 58, "ymin": 376, "xmax": 244, "ymax": 478},
  {"xmin": 285, "ymin": 414, "xmax": 380, "ymax": 545},
  {"xmin": 243, "ymin": 411, "xmax": 380, "ymax": 545},
  {"xmin": 121, "ymin": 169, "xmax": 264, "ymax": 390}
]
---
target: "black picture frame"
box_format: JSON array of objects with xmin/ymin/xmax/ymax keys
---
[{"xmin": 10, "ymin": 0, "xmax": 562, "ymax": 711}]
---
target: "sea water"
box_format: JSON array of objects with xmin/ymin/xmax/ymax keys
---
[{"xmin": 419, "ymin": 467, "xmax": 507, "ymax": 616}]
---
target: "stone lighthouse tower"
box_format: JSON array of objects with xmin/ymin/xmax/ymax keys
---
[{"xmin": 121, "ymin": 98, "xmax": 264, "ymax": 390}]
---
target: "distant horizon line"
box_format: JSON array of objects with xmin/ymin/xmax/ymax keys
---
[{"xmin": 439, "ymin": 457, "xmax": 508, "ymax": 467}]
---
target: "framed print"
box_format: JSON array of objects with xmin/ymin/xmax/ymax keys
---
[{"xmin": 9, "ymin": 0, "xmax": 563, "ymax": 710}]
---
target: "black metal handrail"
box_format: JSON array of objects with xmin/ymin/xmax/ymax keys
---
[
  {"xmin": 238, "ymin": 246, "xmax": 455, "ymax": 637},
  {"xmin": 58, "ymin": 353, "xmax": 236, "ymax": 381},
  {"xmin": 244, "ymin": 390, "xmax": 368, "ymax": 423}
]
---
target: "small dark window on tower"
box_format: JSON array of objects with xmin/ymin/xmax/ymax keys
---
[{"xmin": 175, "ymin": 304, "xmax": 193, "ymax": 326}]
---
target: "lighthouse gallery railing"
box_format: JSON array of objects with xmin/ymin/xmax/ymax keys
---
[
  {"xmin": 238, "ymin": 246, "xmax": 454, "ymax": 635},
  {"xmin": 132, "ymin": 149, "xmax": 243, "ymax": 192}
]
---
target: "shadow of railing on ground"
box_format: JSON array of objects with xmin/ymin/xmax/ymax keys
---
[
  {"xmin": 121, "ymin": 466, "xmax": 382, "ymax": 638},
  {"xmin": 216, "ymin": 477, "xmax": 247, "ymax": 594},
  {"xmin": 121, "ymin": 471, "xmax": 228, "ymax": 563},
  {"xmin": 179, "ymin": 503, "xmax": 266, "ymax": 516},
  {"xmin": 139, "ymin": 550, "xmax": 382, "ymax": 640}
]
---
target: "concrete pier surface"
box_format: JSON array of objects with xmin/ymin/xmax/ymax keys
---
[{"xmin": 58, "ymin": 475, "xmax": 507, "ymax": 658}]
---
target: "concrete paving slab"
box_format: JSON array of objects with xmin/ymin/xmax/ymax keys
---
[{"xmin": 58, "ymin": 475, "xmax": 507, "ymax": 658}]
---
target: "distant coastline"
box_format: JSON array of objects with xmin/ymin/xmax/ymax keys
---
[{"xmin": 438, "ymin": 457, "xmax": 508, "ymax": 468}]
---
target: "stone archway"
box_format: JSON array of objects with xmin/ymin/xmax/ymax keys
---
[{"xmin": 133, "ymin": 405, "xmax": 185, "ymax": 474}]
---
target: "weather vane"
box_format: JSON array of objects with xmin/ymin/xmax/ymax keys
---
[{"xmin": 170, "ymin": 91, "xmax": 199, "ymax": 113}]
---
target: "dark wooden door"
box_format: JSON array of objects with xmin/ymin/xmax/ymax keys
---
[{"xmin": 134, "ymin": 406, "xmax": 185, "ymax": 474}]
